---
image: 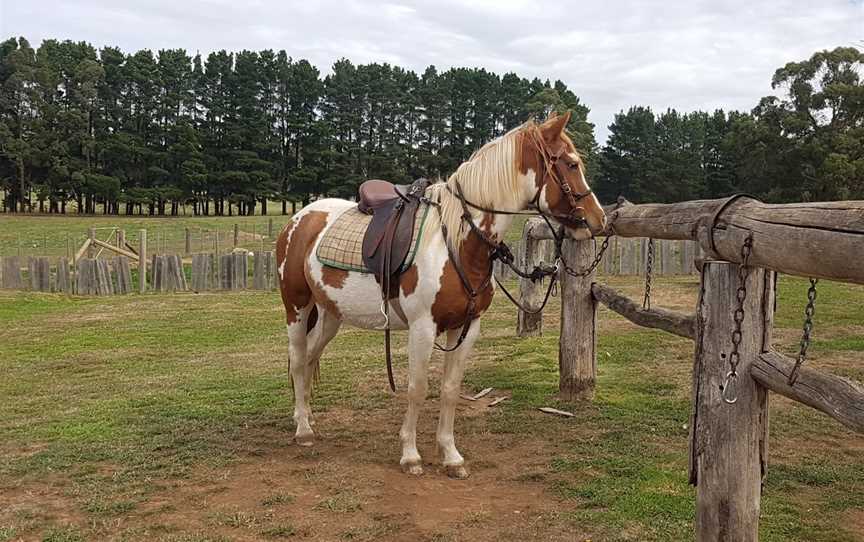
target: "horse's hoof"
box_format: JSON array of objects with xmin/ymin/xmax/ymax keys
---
[
  {"xmin": 401, "ymin": 461, "xmax": 424, "ymax": 476},
  {"xmin": 295, "ymin": 433, "xmax": 315, "ymax": 447},
  {"xmin": 445, "ymin": 464, "xmax": 470, "ymax": 479}
]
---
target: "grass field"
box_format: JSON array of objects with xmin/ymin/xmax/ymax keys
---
[
  {"xmin": 0, "ymin": 215, "xmax": 291, "ymax": 259},
  {"xmin": 0, "ymin": 211, "xmax": 531, "ymax": 260},
  {"xmin": 1, "ymin": 273, "xmax": 863, "ymax": 541}
]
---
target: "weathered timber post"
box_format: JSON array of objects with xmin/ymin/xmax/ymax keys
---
[
  {"xmin": 114, "ymin": 257, "xmax": 132, "ymax": 294},
  {"xmin": 234, "ymin": 224, "xmax": 239, "ymax": 248},
  {"xmin": 268, "ymin": 218, "xmax": 274, "ymax": 238},
  {"xmin": 517, "ymin": 219, "xmax": 551, "ymax": 337},
  {"xmin": 117, "ymin": 229, "xmax": 126, "ymax": 251},
  {"xmin": 28, "ymin": 257, "xmax": 51, "ymax": 292},
  {"xmin": 57, "ymin": 258, "xmax": 71, "ymax": 294},
  {"xmin": 185, "ymin": 228, "xmax": 191, "ymax": 255},
  {"xmin": 253, "ymin": 251, "xmax": 266, "ymax": 290},
  {"xmin": 139, "ymin": 229, "xmax": 147, "ymax": 294},
  {"xmin": 1, "ymin": 257, "xmax": 23, "ymax": 289},
  {"xmin": 558, "ymin": 238, "xmax": 597, "ymax": 401},
  {"xmin": 689, "ymin": 261, "xmax": 773, "ymax": 542},
  {"xmin": 88, "ymin": 227, "xmax": 96, "ymax": 259}
]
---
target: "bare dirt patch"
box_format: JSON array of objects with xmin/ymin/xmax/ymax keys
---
[{"xmin": 1, "ymin": 399, "xmax": 584, "ymax": 541}]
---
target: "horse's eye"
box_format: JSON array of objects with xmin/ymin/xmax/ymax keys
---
[{"xmin": 568, "ymin": 162, "xmax": 579, "ymax": 171}]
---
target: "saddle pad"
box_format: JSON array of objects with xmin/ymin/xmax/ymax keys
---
[{"xmin": 316, "ymin": 204, "xmax": 430, "ymax": 273}]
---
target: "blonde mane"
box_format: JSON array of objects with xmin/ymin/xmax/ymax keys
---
[{"xmin": 424, "ymin": 120, "xmax": 536, "ymax": 251}]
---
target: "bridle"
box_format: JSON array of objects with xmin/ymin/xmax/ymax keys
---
[
  {"xmin": 527, "ymin": 125, "xmax": 596, "ymax": 228},
  {"xmin": 426, "ymin": 125, "xmax": 612, "ymax": 356},
  {"xmin": 446, "ymin": 125, "xmax": 596, "ymax": 229}
]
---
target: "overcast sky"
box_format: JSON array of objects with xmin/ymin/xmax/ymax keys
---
[{"xmin": 2, "ymin": 0, "xmax": 862, "ymax": 142}]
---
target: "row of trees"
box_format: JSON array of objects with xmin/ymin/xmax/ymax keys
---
[
  {"xmin": 1, "ymin": 37, "xmax": 861, "ymax": 214},
  {"xmin": 0, "ymin": 37, "xmax": 590, "ymax": 215},
  {"xmin": 597, "ymin": 47, "xmax": 864, "ymax": 204}
]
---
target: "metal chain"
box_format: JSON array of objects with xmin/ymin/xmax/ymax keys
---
[
  {"xmin": 788, "ymin": 278, "xmax": 819, "ymax": 385},
  {"xmin": 561, "ymin": 234, "xmax": 613, "ymax": 278},
  {"xmin": 643, "ymin": 238, "xmax": 655, "ymax": 310},
  {"xmin": 720, "ymin": 233, "xmax": 754, "ymax": 405}
]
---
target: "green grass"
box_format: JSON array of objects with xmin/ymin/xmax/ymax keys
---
[
  {"xmin": 0, "ymin": 214, "xmax": 291, "ymax": 258},
  {"xmin": 0, "ymin": 274, "xmax": 862, "ymax": 540}
]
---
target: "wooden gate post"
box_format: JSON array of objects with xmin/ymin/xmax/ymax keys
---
[
  {"xmin": 558, "ymin": 237, "xmax": 597, "ymax": 401},
  {"xmin": 139, "ymin": 229, "xmax": 147, "ymax": 294},
  {"xmin": 689, "ymin": 261, "xmax": 773, "ymax": 541},
  {"xmin": 517, "ymin": 219, "xmax": 550, "ymax": 337}
]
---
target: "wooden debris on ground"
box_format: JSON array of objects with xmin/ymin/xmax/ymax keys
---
[
  {"xmin": 460, "ymin": 387, "xmax": 493, "ymax": 401},
  {"xmin": 488, "ymin": 397, "xmax": 508, "ymax": 407},
  {"xmin": 538, "ymin": 407, "xmax": 575, "ymax": 418}
]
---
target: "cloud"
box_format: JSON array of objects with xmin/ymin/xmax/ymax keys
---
[{"xmin": 2, "ymin": 0, "xmax": 862, "ymax": 141}]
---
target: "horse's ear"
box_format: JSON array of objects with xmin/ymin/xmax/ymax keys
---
[{"xmin": 541, "ymin": 110, "xmax": 571, "ymax": 142}]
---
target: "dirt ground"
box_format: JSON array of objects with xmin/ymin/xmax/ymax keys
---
[{"xmin": 1, "ymin": 396, "xmax": 587, "ymax": 542}]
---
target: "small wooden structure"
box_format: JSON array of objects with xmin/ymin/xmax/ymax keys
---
[{"xmin": 518, "ymin": 196, "xmax": 864, "ymax": 541}]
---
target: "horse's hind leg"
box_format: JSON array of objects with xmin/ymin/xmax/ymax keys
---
[
  {"xmin": 400, "ymin": 316, "xmax": 436, "ymax": 475},
  {"xmin": 437, "ymin": 319, "xmax": 480, "ymax": 479},
  {"xmin": 303, "ymin": 308, "xmax": 341, "ymax": 416},
  {"xmin": 287, "ymin": 304, "xmax": 316, "ymax": 446}
]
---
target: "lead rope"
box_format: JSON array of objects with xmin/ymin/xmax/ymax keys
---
[
  {"xmin": 788, "ymin": 278, "xmax": 819, "ymax": 385},
  {"xmin": 643, "ymin": 238, "xmax": 655, "ymax": 310},
  {"xmin": 720, "ymin": 233, "xmax": 754, "ymax": 405}
]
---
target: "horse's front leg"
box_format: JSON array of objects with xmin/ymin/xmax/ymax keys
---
[
  {"xmin": 437, "ymin": 319, "xmax": 480, "ymax": 479},
  {"xmin": 399, "ymin": 316, "xmax": 435, "ymax": 475}
]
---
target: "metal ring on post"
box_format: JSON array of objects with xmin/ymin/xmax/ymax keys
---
[
  {"xmin": 721, "ymin": 371, "xmax": 739, "ymax": 404},
  {"xmin": 707, "ymin": 193, "xmax": 758, "ymax": 258}
]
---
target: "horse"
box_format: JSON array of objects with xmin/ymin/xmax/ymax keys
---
[{"xmin": 275, "ymin": 111, "xmax": 607, "ymax": 478}]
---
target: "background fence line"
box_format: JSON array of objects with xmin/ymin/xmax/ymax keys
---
[
  {"xmin": 494, "ymin": 237, "xmax": 703, "ymax": 282},
  {"xmin": 0, "ymin": 250, "xmax": 278, "ymax": 295}
]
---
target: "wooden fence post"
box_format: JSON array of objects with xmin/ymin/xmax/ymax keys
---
[
  {"xmin": 558, "ymin": 238, "xmax": 597, "ymax": 401},
  {"xmin": 28, "ymin": 257, "xmax": 51, "ymax": 292},
  {"xmin": 517, "ymin": 220, "xmax": 550, "ymax": 337},
  {"xmin": 114, "ymin": 256, "xmax": 132, "ymax": 294},
  {"xmin": 268, "ymin": 218, "xmax": 274, "ymax": 238},
  {"xmin": 88, "ymin": 227, "xmax": 96, "ymax": 259},
  {"xmin": 185, "ymin": 228, "xmax": 191, "ymax": 255},
  {"xmin": 253, "ymin": 251, "xmax": 266, "ymax": 290},
  {"xmin": 1, "ymin": 257, "xmax": 23, "ymax": 289},
  {"xmin": 57, "ymin": 257, "xmax": 71, "ymax": 294},
  {"xmin": 234, "ymin": 224, "xmax": 239, "ymax": 248},
  {"xmin": 689, "ymin": 262, "xmax": 773, "ymax": 542},
  {"xmin": 139, "ymin": 229, "xmax": 147, "ymax": 294}
]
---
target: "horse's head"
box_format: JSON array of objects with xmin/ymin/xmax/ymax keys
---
[{"xmin": 522, "ymin": 112, "xmax": 607, "ymax": 238}]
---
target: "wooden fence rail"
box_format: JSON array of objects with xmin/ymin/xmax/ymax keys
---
[
  {"xmin": 531, "ymin": 197, "xmax": 864, "ymax": 284},
  {"xmin": 518, "ymin": 196, "xmax": 864, "ymax": 542}
]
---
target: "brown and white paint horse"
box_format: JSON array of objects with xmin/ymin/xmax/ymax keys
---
[{"xmin": 275, "ymin": 112, "xmax": 606, "ymax": 478}]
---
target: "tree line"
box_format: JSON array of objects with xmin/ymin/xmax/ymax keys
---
[
  {"xmin": 597, "ymin": 47, "xmax": 863, "ymax": 204},
  {"xmin": 0, "ymin": 37, "xmax": 860, "ymax": 215}
]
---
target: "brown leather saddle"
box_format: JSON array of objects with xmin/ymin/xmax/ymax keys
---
[
  {"xmin": 359, "ymin": 177, "xmax": 430, "ymax": 286},
  {"xmin": 358, "ymin": 177, "xmax": 431, "ymax": 392}
]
